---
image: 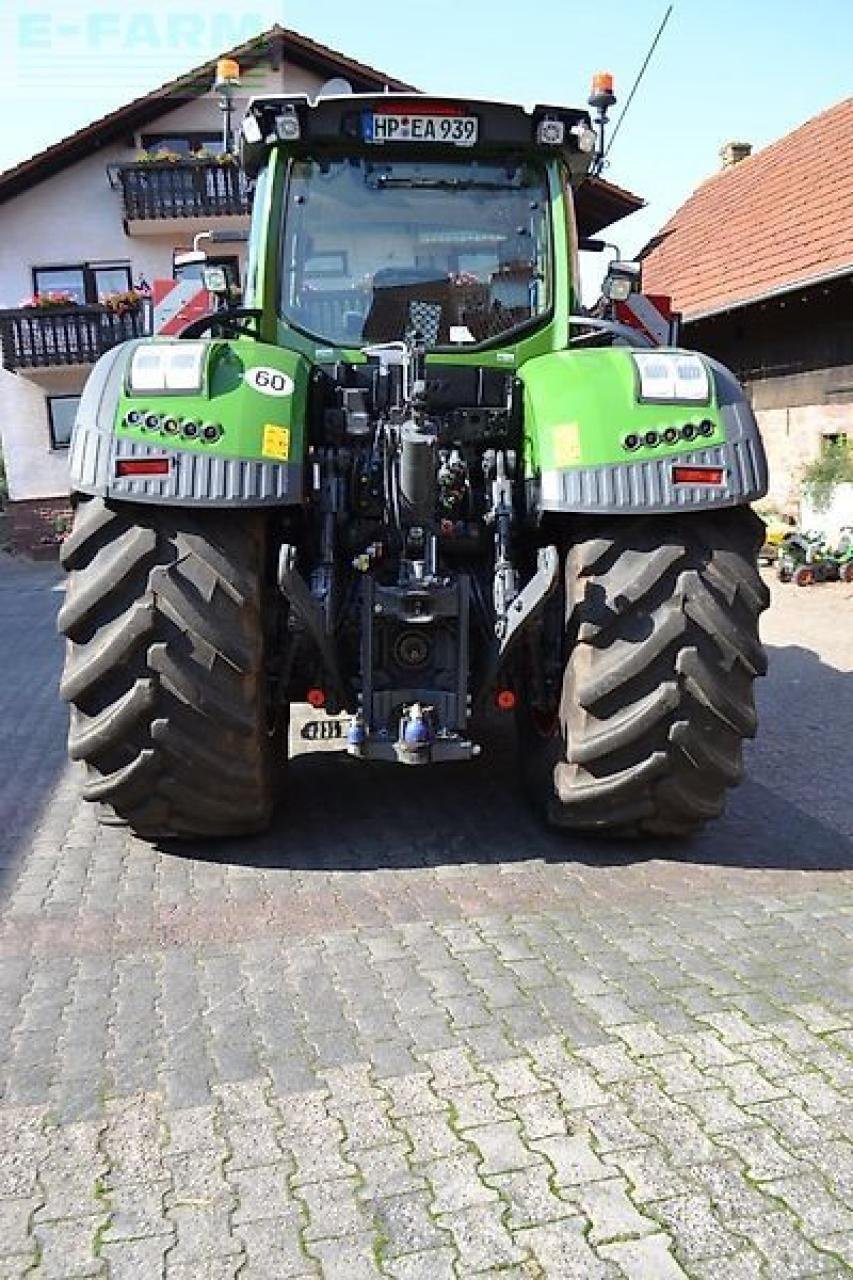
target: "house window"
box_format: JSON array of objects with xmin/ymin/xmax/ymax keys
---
[
  {"xmin": 47, "ymin": 396, "xmax": 80, "ymax": 450},
  {"xmin": 33, "ymin": 262, "xmax": 132, "ymax": 305},
  {"xmin": 822, "ymin": 433, "xmax": 848, "ymax": 451},
  {"xmin": 141, "ymin": 132, "xmax": 225, "ymax": 157}
]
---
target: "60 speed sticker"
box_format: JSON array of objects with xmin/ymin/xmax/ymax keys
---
[{"xmin": 244, "ymin": 366, "xmax": 294, "ymax": 397}]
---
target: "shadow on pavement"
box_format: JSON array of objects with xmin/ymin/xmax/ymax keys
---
[
  {"xmin": 169, "ymin": 642, "xmax": 853, "ymax": 876},
  {"xmin": 0, "ymin": 558, "xmax": 68, "ymax": 892}
]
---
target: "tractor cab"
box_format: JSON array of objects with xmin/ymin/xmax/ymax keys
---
[{"xmin": 239, "ymin": 92, "xmax": 599, "ymax": 355}]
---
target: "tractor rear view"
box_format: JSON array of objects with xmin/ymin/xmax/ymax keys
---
[{"xmin": 58, "ymin": 86, "xmax": 769, "ymax": 840}]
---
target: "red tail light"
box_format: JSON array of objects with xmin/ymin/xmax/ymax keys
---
[
  {"xmin": 115, "ymin": 458, "xmax": 170, "ymax": 477},
  {"xmin": 494, "ymin": 688, "xmax": 517, "ymax": 711},
  {"xmin": 306, "ymin": 687, "xmax": 326, "ymax": 708},
  {"xmin": 672, "ymin": 466, "xmax": 725, "ymax": 486}
]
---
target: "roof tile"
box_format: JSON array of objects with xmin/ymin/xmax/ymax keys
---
[{"xmin": 642, "ymin": 97, "xmax": 853, "ymax": 318}]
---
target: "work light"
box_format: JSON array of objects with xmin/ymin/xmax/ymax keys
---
[
  {"xmin": 128, "ymin": 343, "xmax": 206, "ymax": 393},
  {"xmin": 632, "ymin": 352, "xmax": 710, "ymax": 403}
]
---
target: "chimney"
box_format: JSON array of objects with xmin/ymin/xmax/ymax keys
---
[{"xmin": 720, "ymin": 140, "xmax": 752, "ymax": 169}]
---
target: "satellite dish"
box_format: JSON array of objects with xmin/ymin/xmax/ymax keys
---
[{"xmin": 316, "ymin": 77, "xmax": 354, "ymax": 100}]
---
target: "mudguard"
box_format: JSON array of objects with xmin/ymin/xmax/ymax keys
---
[
  {"xmin": 68, "ymin": 336, "xmax": 311, "ymax": 507},
  {"xmin": 519, "ymin": 346, "xmax": 768, "ymax": 515}
]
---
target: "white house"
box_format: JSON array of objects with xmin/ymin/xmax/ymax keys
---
[{"xmin": 0, "ymin": 25, "xmax": 413, "ymax": 554}]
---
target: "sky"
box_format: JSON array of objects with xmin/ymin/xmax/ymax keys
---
[{"xmin": 1, "ymin": 0, "xmax": 851, "ymax": 298}]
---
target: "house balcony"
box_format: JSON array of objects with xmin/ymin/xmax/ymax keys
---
[
  {"xmin": 113, "ymin": 160, "xmax": 251, "ymax": 235},
  {"xmin": 0, "ymin": 306, "xmax": 149, "ymax": 374}
]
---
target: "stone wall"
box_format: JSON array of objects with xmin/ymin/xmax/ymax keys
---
[{"xmin": 754, "ymin": 400, "xmax": 853, "ymax": 515}]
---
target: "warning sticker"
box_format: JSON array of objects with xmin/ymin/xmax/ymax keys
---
[
  {"xmin": 262, "ymin": 424, "xmax": 290, "ymax": 461},
  {"xmin": 553, "ymin": 422, "xmax": 582, "ymax": 467}
]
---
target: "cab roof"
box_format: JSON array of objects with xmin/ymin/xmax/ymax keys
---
[
  {"xmin": 241, "ymin": 93, "xmax": 644, "ymax": 236},
  {"xmin": 242, "ymin": 92, "xmax": 593, "ymax": 169}
]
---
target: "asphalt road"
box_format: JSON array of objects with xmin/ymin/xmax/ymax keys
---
[{"xmin": 0, "ymin": 554, "xmax": 850, "ymax": 1279}]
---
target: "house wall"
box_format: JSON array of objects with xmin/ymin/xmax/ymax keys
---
[
  {"xmin": 753, "ymin": 400, "xmax": 853, "ymax": 514},
  {"xmin": 685, "ymin": 281, "xmax": 853, "ymax": 517},
  {"xmin": 0, "ymin": 59, "xmax": 326, "ymax": 551}
]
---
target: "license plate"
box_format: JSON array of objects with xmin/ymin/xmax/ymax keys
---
[{"xmin": 363, "ymin": 111, "xmax": 478, "ymax": 147}]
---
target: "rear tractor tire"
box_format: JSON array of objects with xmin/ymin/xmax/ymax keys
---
[
  {"xmin": 523, "ymin": 508, "xmax": 769, "ymax": 838},
  {"xmin": 58, "ymin": 496, "xmax": 283, "ymax": 839}
]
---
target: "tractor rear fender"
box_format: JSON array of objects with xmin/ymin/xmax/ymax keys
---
[
  {"xmin": 68, "ymin": 337, "xmax": 311, "ymax": 507},
  {"xmin": 518, "ymin": 346, "xmax": 768, "ymax": 516}
]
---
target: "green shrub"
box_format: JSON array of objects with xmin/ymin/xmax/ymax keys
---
[{"xmin": 801, "ymin": 441, "xmax": 853, "ymax": 512}]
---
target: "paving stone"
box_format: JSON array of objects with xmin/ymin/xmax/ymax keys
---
[
  {"xmin": 229, "ymin": 1163, "xmax": 298, "ymax": 1224},
  {"xmin": 468, "ymin": 1120, "xmax": 541, "ymax": 1174},
  {"xmin": 404, "ymin": 1113, "xmax": 466, "ymax": 1164},
  {"xmin": 509, "ymin": 1091, "xmax": 568, "ymax": 1141},
  {"xmin": 425, "ymin": 1153, "xmax": 500, "ymax": 1213},
  {"xmin": 517, "ymin": 1218, "xmax": 614, "ymax": 1278},
  {"xmin": 165, "ymin": 1203, "xmax": 242, "ymax": 1266},
  {"xmin": 33, "ymin": 1215, "xmax": 106, "ymax": 1278},
  {"xmin": 237, "ymin": 1218, "xmax": 313, "ymax": 1279},
  {"xmin": 698, "ymin": 1011, "xmax": 772, "ymax": 1046},
  {"xmin": 782, "ymin": 1071, "xmax": 848, "ymax": 1118},
  {"xmin": 598, "ymin": 1231, "xmax": 689, "ymax": 1278},
  {"xmin": 439, "ymin": 1199, "xmax": 526, "ymax": 1270},
  {"xmin": 672, "ymin": 1031, "xmax": 744, "ymax": 1069},
  {"xmin": 100, "ymin": 1237, "xmax": 171, "ymax": 1280},
  {"xmin": 575, "ymin": 1103, "xmax": 654, "ymax": 1154},
  {"xmin": 734, "ymin": 1209, "xmax": 841, "ymax": 1275},
  {"xmin": 382, "ymin": 1074, "xmax": 444, "ymax": 1119},
  {"xmin": 688, "ymin": 1250, "xmax": 765, "ymax": 1280},
  {"xmin": 650, "ymin": 1194, "xmax": 745, "ymax": 1262},
  {"xmin": 384, "ymin": 1247, "xmax": 458, "ymax": 1280},
  {"xmin": 809, "ymin": 1232, "xmax": 853, "ymax": 1271},
  {"xmin": 490, "ymin": 1165, "xmax": 574, "ymax": 1229},
  {"xmin": 709, "ymin": 1060, "xmax": 791, "ymax": 1104},
  {"xmin": 100, "ymin": 1180, "xmax": 173, "ymax": 1242},
  {"xmin": 301, "ymin": 1174, "xmax": 371, "ymax": 1240},
  {"xmin": 165, "ymin": 1260, "xmax": 243, "ymax": 1280},
  {"xmin": 688, "ymin": 1161, "xmax": 771, "ymax": 1222},
  {"xmin": 608, "ymin": 1146, "xmax": 698, "ymax": 1204},
  {"xmin": 35, "ymin": 1122, "xmax": 109, "ymax": 1221},
  {"xmin": 307, "ymin": 1232, "xmax": 382, "ymax": 1278},
  {"xmin": 718, "ymin": 1125, "xmax": 806, "ymax": 1181},
  {"xmin": 0, "ymin": 1199, "xmax": 37, "ymax": 1260},
  {"xmin": 800, "ymin": 1139, "xmax": 853, "ymax": 1201},
  {"xmin": 223, "ymin": 1119, "xmax": 288, "ymax": 1170},
  {"xmin": 573, "ymin": 1177, "xmax": 659, "ymax": 1245},
  {"xmin": 681, "ymin": 1087, "xmax": 762, "ymax": 1135},
  {"xmin": 486, "ymin": 1057, "xmax": 547, "ymax": 1099},
  {"xmin": 369, "ymin": 1190, "xmax": 449, "ymax": 1258},
  {"xmin": 763, "ymin": 1173, "xmax": 853, "ymax": 1236},
  {"xmin": 531, "ymin": 1133, "xmax": 612, "ymax": 1188},
  {"xmin": 613, "ymin": 1022, "xmax": 676, "ymax": 1058},
  {"xmin": 351, "ymin": 1142, "xmax": 426, "ymax": 1198},
  {"xmin": 745, "ymin": 1096, "xmax": 828, "ymax": 1147}
]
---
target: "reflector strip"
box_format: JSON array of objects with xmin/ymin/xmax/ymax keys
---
[
  {"xmin": 672, "ymin": 466, "xmax": 725, "ymax": 486},
  {"xmin": 115, "ymin": 458, "xmax": 170, "ymax": 477}
]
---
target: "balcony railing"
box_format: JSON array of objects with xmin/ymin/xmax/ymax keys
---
[
  {"xmin": 0, "ymin": 306, "xmax": 149, "ymax": 372},
  {"xmin": 115, "ymin": 160, "xmax": 250, "ymax": 222}
]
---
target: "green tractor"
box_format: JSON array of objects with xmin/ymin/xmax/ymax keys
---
[{"xmin": 59, "ymin": 90, "xmax": 769, "ymax": 840}]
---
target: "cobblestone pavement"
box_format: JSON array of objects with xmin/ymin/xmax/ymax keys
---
[{"xmin": 0, "ymin": 556, "xmax": 851, "ymax": 1279}]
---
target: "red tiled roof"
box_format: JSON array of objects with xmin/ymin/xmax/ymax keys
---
[{"xmin": 641, "ymin": 97, "xmax": 853, "ymax": 320}]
